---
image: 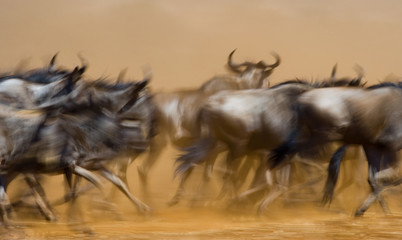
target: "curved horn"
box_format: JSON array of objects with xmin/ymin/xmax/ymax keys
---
[
  {"xmin": 77, "ymin": 52, "xmax": 89, "ymax": 70},
  {"xmin": 330, "ymin": 63, "xmax": 338, "ymax": 80},
  {"xmin": 255, "ymin": 52, "xmax": 281, "ymax": 69},
  {"xmin": 228, "ymin": 50, "xmax": 281, "ymax": 72},
  {"xmin": 266, "ymin": 51, "xmax": 281, "ymax": 69},
  {"xmin": 227, "ymin": 49, "xmax": 244, "ymax": 73},
  {"xmin": 48, "ymin": 53, "xmax": 58, "ymax": 72}
]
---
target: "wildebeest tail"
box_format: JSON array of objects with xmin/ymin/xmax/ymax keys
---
[
  {"xmin": 175, "ymin": 136, "xmax": 216, "ymax": 179},
  {"xmin": 322, "ymin": 145, "xmax": 347, "ymax": 205}
]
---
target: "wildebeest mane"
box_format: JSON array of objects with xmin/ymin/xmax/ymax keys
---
[
  {"xmin": 269, "ymin": 79, "xmax": 310, "ymax": 89},
  {"xmin": 366, "ymin": 81, "xmax": 402, "ymax": 90},
  {"xmin": 270, "ymin": 77, "xmax": 364, "ymax": 90},
  {"xmin": 91, "ymin": 78, "xmax": 135, "ymax": 90},
  {"xmin": 314, "ymin": 77, "xmax": 365, "ymax": 88}
]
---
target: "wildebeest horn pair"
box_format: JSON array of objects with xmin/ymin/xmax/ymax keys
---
[{"xmin": 227, "ymin": 49, "xmax": 281, "ymax": 73}]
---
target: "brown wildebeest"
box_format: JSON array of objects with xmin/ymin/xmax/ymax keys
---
[
  {"xmin": 269, "ymin": 80, "xmax": 402, "ymax": 216},
  {"xmin": 0, "ymin": 74, "xmax": 152, "ymax": 230},
  {"xmin": 0, "ymin": 56, "xmax": 87, "ymax": 222},
  {"xmin": 175, "ymin": 67, "xmax": 365, "ymax": 210},
  {"xmin": 136, "ymin": 50, "xmax": 281, "ymax": 200}
]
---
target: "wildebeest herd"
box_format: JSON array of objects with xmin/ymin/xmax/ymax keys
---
[{"xmin": 0, "ymin": 50, "xmax": 402, "ymax": 232}]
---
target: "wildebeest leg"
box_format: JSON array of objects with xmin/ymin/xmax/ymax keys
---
[
  {"xmin": 0, "ymin": 176, "xmax": 11, "ymax": 226},
  {"xmin": 52, "ymin": 183, "xmax": 95, "ymax": 206},
  {"xmin": 0, "ymin": 173, "xmax": 19, "ymax": 227},
  {"xmin": 172, "ymin": 137, "xmax": 218, "ymax": 206},
  {"xmin": 23, "ymin": 174, "xmax": 57, "ymax": 222},
  {"xmin": 112, "ymin": 156, "xmax": 136, "ymax": 187},
  {"xmin": 202, "ymin": 148, "xmax": 221, "ymax": 182},
  {"xmin": 72, "ymin": 165, "xmax": 102, "ymax": 189},
  {"xmin": 62, "ymin": 165, "xmax": 105, "ymax": 234},
  {"xmin": 98, "ymin": 166, "xmax": 152, "ymax": 214},
  {"xmin": 108, "ymin": 155, "xmax": 138, "ymax": 202},
  {"xmin": 190, "ymin": 150, "xmax": 221, "ymax": 206},
  {"xmin": 233, "ymin": 154, "xmax": 259, "ymax": 191},
  {"xmin": 138, "ymin": 134, "xmax": 166, "ymax": 189},
  {"xmin": 168, "ymin": 168, "xmax": 193, "ymax": 206},
  {"xmin": 355, "ymin": 146, "xmax": 396, "ymax": 216},
  {"xmin": 257, "ymin": 163, "xmax": 291, "ymax": 215},
  {"xmin": 355, "ymin": 168, "xmax": 381, "ymax": 216},
  {"xmin": 334, "ymin": 146, "xmax": 363, "ymax": 197},
  {"xmin": 51, "ymin": 164, "xmax": 101, "ymax": 206},
  {"xmin": 217, "ymin": 150, "xmax": 245, "ymax": 200},
  {"xmin": 230, "ymin": 156, "xmax": 269, "ymax": 206},
  {"xmin": 66, "ymin": 173, "xmax": 94, "ymax": 235},
  {"xmin": 50, "ymin": 169, "xmax": 79, "ymax": 207},
  {"xmin": 360, "ymin": 172, "xmax": 402, "ymax": 217},
  {"xmin": 53, "ymin": 174, "xmax": 123, "ymax": 221}
]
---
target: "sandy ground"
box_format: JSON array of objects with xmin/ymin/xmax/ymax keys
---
[{"xmin": 1, "ymin": 0, "xmax": 402, "ymax": 239}]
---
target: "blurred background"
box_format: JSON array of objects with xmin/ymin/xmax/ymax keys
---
[
  {"xmin": 1, "ymin": 0, "xmax": 402, "ymax": 89},
  {"xmin": 1, "ymin": 0, "xmax": 402, "ymax": 238}
]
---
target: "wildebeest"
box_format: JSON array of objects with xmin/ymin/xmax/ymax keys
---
[
  {"xmin": 0, "ymin": 66, "xmax": 153, "ymax": 227},
  {"xmin": 0, "ymin": 60, "xmax": 88, "ymax": 224},
  {"xmin": 137, "ymin": 50, "xmax": 281, "ymax": 199},
  {"xmin": 175, "ymin": 66, "xmax": 365, "ymax": 210},
  {"xmin": 0, "ymin": 57, "xmax": 85, "ymax": 109},
  {"xmin": 0, "ymin": 56, "xmax": 89, "ymax": 222},
  {"xmin": 269, "ymin": 80, "xmax": 402, "ymax": 216},
  {"xmin": 61, "ymin": 76, "xmax": 155, "ymax": 213}
]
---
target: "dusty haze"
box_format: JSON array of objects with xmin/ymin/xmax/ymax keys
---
[{"xmin": 1, "ymin": 0, "xmax": 402, "ymax": 239}]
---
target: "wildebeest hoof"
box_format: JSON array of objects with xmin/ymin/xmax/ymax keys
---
[
  {"xmin": 1, "ymin": 219, "xmax": 25, "ymax": 229},
  {"xmin": 46, "ymin": 214, "xmax": 58, "ymax": 222},
  {"xmin": 167, "ymin": 198, "xmax": 179, "ymax": 207},
  {"xmin": 70, "ymin": 225, "xmax": 96, "ymax": 236},
  {"xmin": 354, "ymin": 209, "xmax": 365, "ymax": 217},
  {"xmin": 137, "ymin": 203, "xmax": 153, "ymax": 215}
]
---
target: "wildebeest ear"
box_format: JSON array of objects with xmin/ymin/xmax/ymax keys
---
[
  {"xmin": 77, "ymin": 65, "xmax": 86, "ymax": 75},
  {"xmin": 117, "ymin": 68, "xmax": 128, "ymax": 83},
  {"xmin": 330, "ymin": 63, "xmax": 337, "ymax": 80},
  {"xmin": 69, "ymin": 66, "xmax": 86, "ymax": 83}
]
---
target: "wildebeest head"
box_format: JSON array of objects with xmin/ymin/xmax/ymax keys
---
[
  {"xmin": 87, "ymin": 69, "xmax": 150, "ymax": 114},
  {"xmin": 0, "ymin": 60, "xmax": 86, "ymax": 110},
  {"xmin": 227, "ymin": 49, "xmax": 281, "ymax": 88},
  {"xmin": 11, "ymin": 53, "xmax": 87, "ymax": 85}
]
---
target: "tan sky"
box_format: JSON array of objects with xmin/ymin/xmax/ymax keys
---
[{"xmin": 0, "ymin": 0, "xmax": 401, "ymax": 90}]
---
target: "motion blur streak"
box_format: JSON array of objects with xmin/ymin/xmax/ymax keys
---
[{"xmin": 1, "ymin": 0, "xmax": 402, "ymax": 239}]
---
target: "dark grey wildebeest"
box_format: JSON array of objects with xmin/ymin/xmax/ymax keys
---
[
  {"xmin": 137, "ymin": 50, "xmax": 281, "ymax": 198},
  {"xmin": 59, "ymin": 77, "xmax": 155, "ymax": 213},
  {"xmin": 0, "ymin": 55, "xmax": 87, "ymax": 219},
  {"xmin": 0, "ymin": 64, "xmax": 88, "ymax": 224},
  {"xmin": 0, "ymin": 57, "xmax": 88, "ymax": 222},
  {"xmin": 175, "ymin": 66, "xmax": 365, "ymax": 211},
  {"xmin": 0, "ymin": 73, "xmax": 153, "ymax": 229},
  {"xmin": 269, "ymin": 81, "xmax": 402, "ymax": 216}
]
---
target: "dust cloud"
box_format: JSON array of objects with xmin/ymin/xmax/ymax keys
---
[{"xmin": 1, "ymin": 0, "xmax": 402, "ymax": 239}]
